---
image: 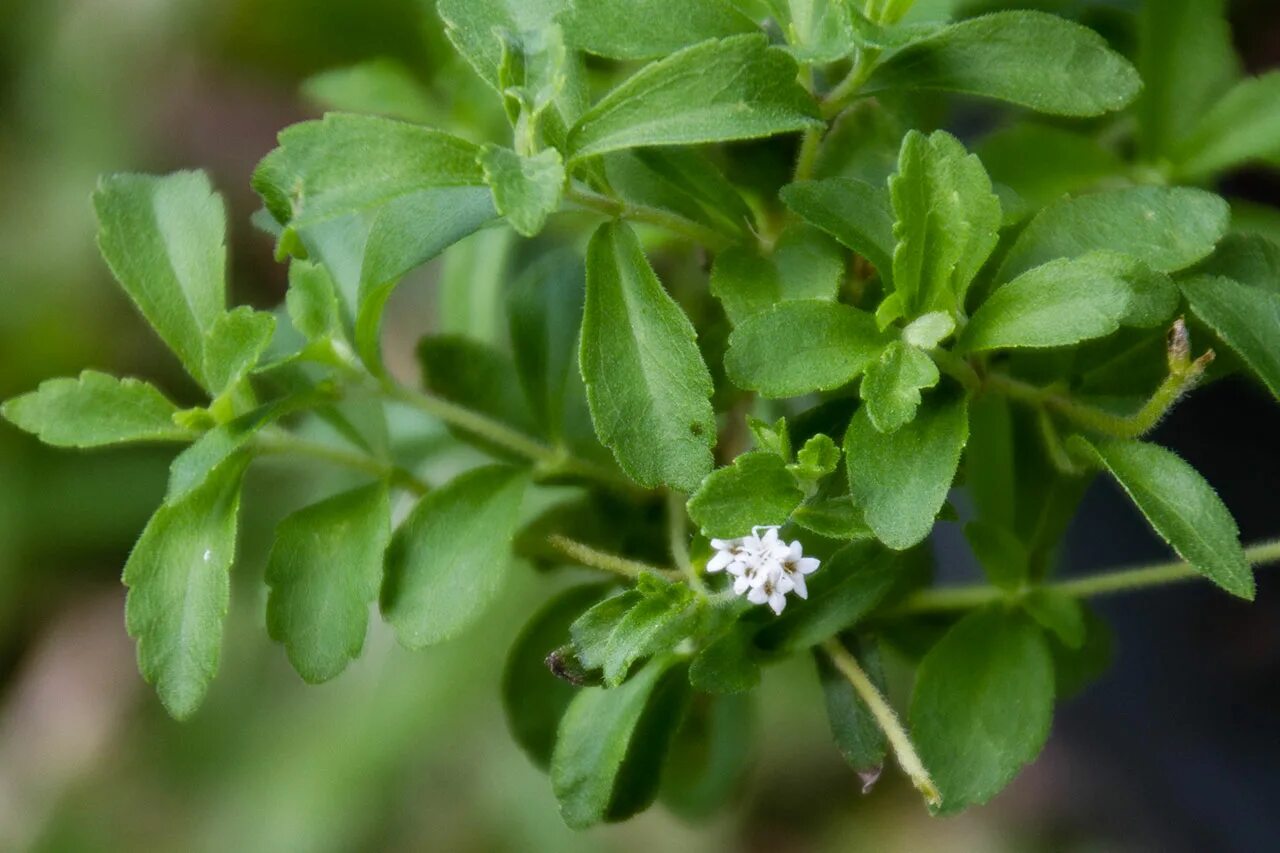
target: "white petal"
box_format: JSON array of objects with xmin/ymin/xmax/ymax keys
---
[
  {"xmin": 798, "ymin": 557, "xmax": 821, "ymax": 575},
  {"xmin": 775, "ymin": 573, "xmax": 795, "ymax": 595},
  {"xmin": 748, "ymin": 566, "xmax": 774, "ymax": 588},
  {"xmin": 791, "ymin": 573, "xmax": 808, "ymax": 599},
  {"xmin": 707, "ymin": 551, "xmax": 733, "ymax": 573},
  {"xmin": 768, "ymin": 591, "xmax": 787, "ymax": 614},
  {"xmin": 733, "ymin": 576, "xmax": 751, "ymax": 595},
  {"xmin": 787, "ymin": 541, "xmax": 803, "ymax": 560},
  {"xmin": 709, "ymin": 538, "xmax": 738, "ymax": 551},
  {"xmin": 747, "ymin": 586, "xmax": 769, "ymax": 605},
  {"xmin": 759, "ymin": 527, "xmax": 780, "ymax": 548}
]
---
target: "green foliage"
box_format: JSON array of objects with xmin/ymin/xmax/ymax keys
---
[
  {"xmin": 10, "ymin": 0, "xmax": 1280, "ymax": 830},
  {"xmin": 382, "ymin": 466, "xmax": 530, "ymax": 647},
  {"xmin": 94, "ymin": 171, "xmax": 228, "ymax": 388},
  {"xmin": 2, "ymin": 371, "xmax": 191, "ymax": 448},
  {"xmin": 866, "ymin": 11, "xmax": 1141, "ymax": 117},
  {"xmin": 123, "ymin": 456, "xmax": 247, "ymax": 719},
  {"xmin": 725, "ymin": 301, "xmax": 889, "ymax": 397},
  {"xmin": 911, "ymin": 608, "xmax": 1054, "ymax": 814},
  {"xmin": 581, "ymin": 222, "xmax": 715, "ymax": 491},
  {"xmin": 566, "ymin": 35, "xmax": 820, "ymax": 159},
  {"xmin": 845, "ymin": 395, "xmax": 968, "ymax": 550},
  {"xmin": 265, "ymin": 483, "xmax": 392, "ymax": 684},
  {"xmin": 1073, "ymin": 438, "xmax": 1254, "ymax": 600}
]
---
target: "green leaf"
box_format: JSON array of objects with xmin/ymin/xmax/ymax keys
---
[
  {"xmin": 566, "ymin": 34, "xmax": 820, "ymax": 160},
  {"xmin": 2, "ymin": 371, "xmax": 190, "ymax": 448},
  {"xmin": 1022, "ymin": 588, "xmax": 1085, "ymax": 650},
  {"xmin": 780, "ymin": 177, "xmax": 896, "ymax": 283},
  {"xmin": 689, "ymin": 626, "xmax": 760, "ymax": 694},
  {"xmin": 551, "ymin": 656, "xmax": 690, "ymax": 828},
  {"xmin": 601, "ymin": 581, "xmax": 698, "ymax": 686},
  {"xmin": 507, "ymin": 250, "xmax": 587, "ymax": 441},
  {"xmin": 479, "ymin": 146, "xmax": 565, "ymax": 237},
  {"xmin": 286, "ymin": 260, "xmax": 344, "ymax": 342},
  {"xmin": 747, "ymin": 415, "xmax": 792, "ymax": 460},
  {"xmin": 1193, "ymin": 233, "xmax": 1280, "ymax": 295},
  {"xmin": 845, "ymin": 394, "xmax": 968, "ymax": 550},
  {"xmin": 1136, "ymin": 0, "xmax": 1239, "ymax": 160},
  {"xmin": 203, "ymin": 307, "xmax": 276, "ymax": 394},
  {"xmin": 1181, "ymin": 275, "xmax": 1280, "ymax": 398},
  {"xmin": 603, "ymin": 148, "xmax": 755, "ymax": 239},
  {"xmin": 976, "ymin": 124, "xmax": 1125, "ymax": 211},
  {"xmin": 859, "ymin": 341, "xmax": 939, "ymax": 433},
  {"xmin": 911, "ymin": 608, "xmax": 1054, "ymax": 814},
  {"xmin": 709, "ymin": 224, "xmax": 844, "ymax": 326},
  {"xmin": 167, "ymin": 395, "xmax": 314, "ymax": 504},
  {"xmin": 251, "ymin": 114, "xmax": 497, "ymax": 368},
  {"xmin": 725, "ymin": 300, "xmax": 890, "ymax": 398},
  {"xmin": 381, "ymin": 466, "xmax": 530, "ymax": 647},
  {"xmin": 563, "ymin": 0, "xmax": 756, "ymax": 60},
  {"xmin": 572, "ymin": 590, "xmax": 642, "ymax": 670},
  {"xmin": 784, "ymin": 0, "xmax": 856, "ymax": 63},
  {"xmin": 687, "ymin": 451, "xmax": 805, "ymax": 539},
  {"xmin": 963, "ymin": 521, "xmax": 1027, "ymax": 592},
  {"xmin": 503, "ymin": 584, "xmax": 610, "ymax": 768},
  {"xmin": 265, "ymin": 483, "xmax": 392, "ymax": 684},
  {"xmin": 865, "ymin": 11, "xmax": 1141, "ymax": 117},
  {"xmin": 756, "ymin": 541, "xmax": 903, "ymax": 652},
  {"xmin": 965, "ymin": 394, "xmax": 1016, "ymax": 530},
  {"xmin": 417, "ymin": 335, "xmax": 540, "ymax": 445},
  {"xmin": 94, "ymin": 171, "xmax": 228, "ymax": 388},
  {"xmin": 581, "ymin": 222, "xmax": 715, "ymax": 491},
  {"xmin": 123, "ymin": 455, "xmax": 246, "ymax": 719},
  {"xmin": 788, "ymin": 433, "xmax": 840, "ymax": 483},
  {"xmin": 659, "ymin": 692, "xmax": 754, "ymax": 819},
  {"xmin": 791, "ymin": 496, "xmax": 873, "ymax": 540},
  {"xmin": 815, "ymin": 638, "xmax": 887, "ymax": 779},
  {"xmin": 1174, "ymin": 72, "xmax": 1280, "ymax": 181},
  {"xmin": 997, "ymin": 186, "xmax": 1230, "ymax": 283},
  {"xmin": 889, "ymin": 130, "xmax": 1001, "ymax": 317},
  {"xmin": 962, "ymin": 253, "xmax": 1140, "ymax": 353},
  {"xmin": 1072, "ymin": 438, "xmax": 1254, "ymax": 600},
  {"xmin": 301, "ymin": 58, "xmax": 434, "ymax": 123},
  {"xmin": 438, "ymin": 0, "xmax": 569, "ymax": 91}
]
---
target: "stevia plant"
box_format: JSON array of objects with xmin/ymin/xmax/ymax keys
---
[{"xmin": 5, "ymin": 0, "xmax": 1280, "ymax": 826}]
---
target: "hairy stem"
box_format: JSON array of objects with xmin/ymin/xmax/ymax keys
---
[
  {"xmin": 821, "ymin": 46, "xmax": 882, "ymax": 120},
  {"xmin": 546, "ymin": 534, "xmax": 681, "ymax": 581},
  {"xmin": 667, "ymin": 491, "xmax": 705, "ymax": 593},
  {"xmin": 566, "ymin": 186, "xmax": 737, "ymax": 251},
  {"xmin": 893, "ymin": 538, "xmax": 1280, "ymax": 614},
  {"xmin": 256, "ymin": 432, "xmax": 430, "ymax": 496},
  {"xmin": 822, "ymin": 638, "xmax": 941, "ymax": 808},
  {"xmin": 984, "ymin": 361, "xmax": 1204, "ymax": 440},
  {"xmin": 380, "ymin": 381, "xmax": 641, "ymax": 494}
]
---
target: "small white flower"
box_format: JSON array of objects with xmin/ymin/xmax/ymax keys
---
[
  {"xmin": 778, "ymin": 540, "xmax": 821, "ymax": 600},
  {"xmin": 707, "ymin": 525, "xmax": 820, "ymax": 614}
]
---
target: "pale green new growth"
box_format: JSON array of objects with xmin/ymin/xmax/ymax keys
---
[{"xmin": 2, "ymin": 371, "xmax": 190, "ymax": 448}]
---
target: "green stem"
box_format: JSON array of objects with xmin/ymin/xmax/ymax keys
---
[
  {"xmin": 566, "ymin": 186, "xmax": 737, "ymax": 251},
  {"xmin": 984, "ymin": 366, "xmax": 1199, "ymax": 440},
  {"xmin": 256, "ymin": 432, "xmax": 430, "ymax": 496},
  {"xmin": 546, "ymin": 534, "xmax": 680, "ymax": 581},
  {"xmin": 893, "ymin": 538, "xmax": 1280, "ymax": 615},
  {"xmin": 930, "ymin": 349, "xmax": 983, "ymax": 393},
  {"xmin": 821, "ymin": 46, "xmax": 882, "ymax": 120},
  {"xmin": 667, "ymin": 491, "xmax": 705, "ymax": 594},
  {"xmin": 822, "ymin": 638, "xmax": 941, "ymax": 808},
  {"xmin": 380, "ymin": 381, "xmax": 641, "ymax": 494}
]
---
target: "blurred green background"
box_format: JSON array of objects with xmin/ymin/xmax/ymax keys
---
[{"xmin": 2, "ymin": 2, "xmax": 1278, "ymax": 851}]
